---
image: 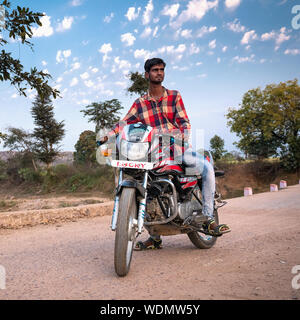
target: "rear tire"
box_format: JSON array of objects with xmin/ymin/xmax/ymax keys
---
[
  {"xmin": 114, "ymin": 188, "xmax": 137, "ymax": 277},
  {"xmin": 187, "ymin": 208, "xmax": 219, "ymax": 249}
]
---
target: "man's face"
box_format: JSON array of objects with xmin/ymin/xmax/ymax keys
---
[{"xmin": 146, "ymin": 64, "xmax": 165, "ymax": 84}]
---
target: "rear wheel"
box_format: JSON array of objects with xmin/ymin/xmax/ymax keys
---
[
  {"xmin": 114, "ymin": 188, "xmax": 137, "ymax": 277},
  {"xmin": 187, "ymin": 208, "xmax": 219, "ymax": 249}
]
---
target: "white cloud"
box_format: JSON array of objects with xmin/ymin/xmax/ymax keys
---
[
  {"xmin": 80, "ymin": 72, "xmax": 89, "ymax": 80},
  {"xmin": 189, "ymin": 43, "xmax": 200, "ymax": 54},
  {"xmin": 115, "ymin": 81, "xmax": 127, "ymax": 88},
  {"xmin": 32, "ymin": 15, "xmax": 53, "ymax": 37},
  {"xmin": 99, "ymin": 43, "xmax": 112, "ymax": 55},
  {"xmin": 70, "ymin": 0, "xmax": 83, "ymax": 6},
  {"xmin": 56, "ymin": 50, "xmax": 72, "ymax": 63},
  {"xmin": 284, "ymin": 49, "xmax": 300, "ymax": 55},
  {"xmin": 70, "ymin": 77, "xmax": 78, "ymax": 86},
  {"xmin": 114, "ymin": 57, "xmax": 132, "ymax": 70},
  {"xmin": 197, "ymin": 73, "xmax": 207, "ymax": 78},
  {"xmin": 125, "ymin": 7, "xmax": 141, "ymax": 21},
  {"xmin": 209, "ymin": 39, "xmax": 216, "ymax": 49},
  {"xmin": 99, "ymin": 43, "xmax": 112, "ymax": 62},
  {"xmin": 84, "ymin": 80, "xmax": 94, "ymax": 88},
  {"xmin": 172, "ymin": 66, "xmax": 189, "ymax": 71},
  {"xmin": 196, "ymin": 25, "xmax": 217, "ymax": 37},
  {"xmin": 11, "ymin": 93, "xmax": 18, "ymax": 99},
  {"xmin": 143, "ymin": 0, "xmax": 154, "ymax": 25},
  {"xmin": 157, "ymin": 44, "xmax": 186, "ymax": 61},
  {"xmin": 41, "ymin": 60, "xmax": 47, "ymax": 66},
  {"xmin": 56, "ymin": 16, "xmax": 74, "ymax": 32},
  {"xmin": 225, "ymin": 0, "xmax": 241, "ymax": 9},
  {"xmin": 63, "ymin": 50, "xmax": 71, "ymax": 58},
  {"xmin": 241, "ymin": 30, "xmax": 257, "ymax": 45},
  {"xmin": 196, "ymin": 62, "xmax": 203, "ymax": 66},
  {"xmin": 171, "ymin": 0, "xmax": 218, "ymax": 29},
  {"xmin": 153, "ymin": 26, "xmax": 159, "ymax": 37},
  {"xmin": 134, "ymin": 49, "xmax": 153, "ymax": 60},
  {"xmin": 181, "ymin": 29, "xmax": 192, "ymax": 39},
  {"xmin": 261, "ymin": 27, "xmax": 291, "ymax": 51},
  {"xmin": 57, "ymin": 77, "xmax": 63, "ymax": 83},
  {"xmin": 225, "ymin": 19, "xmax": 245, "ymax": 33},
  {"xmin": 91, "ymin": 67, "xmax": 99, "ymax": 73},
  {"xmin": 161, "ymin": 3, "xmax": 180, "ymax": 19},
  {"xmin": 104, "ymin": 13, "xmax": 114, "ymax": 23},
  {"xmin": 71, "ymin": 62, "xmax": 80, "ymax": 71},
  {"xmin": 233, "ymin": 54, "xmax": 255, "ymax": 63},
  {"xmin": 222, "ymin": 46, "xmax": 228, "ymax": 52},
  {"xmin": 121, "ymin": 33, "xmax": 136, "ymax": 46},
  {"xmin": 141, "ymin": 27, "xmax": 152, "ymax": 38}
]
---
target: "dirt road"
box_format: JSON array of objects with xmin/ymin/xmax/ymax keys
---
[{"xmin": 0, "ymin": 185, "xmax": 300, "ymax": 300}]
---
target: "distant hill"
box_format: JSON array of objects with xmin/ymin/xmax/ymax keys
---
[{"xmin": 0, "ymin": 151, "xmax": 74, "ymax": 165}]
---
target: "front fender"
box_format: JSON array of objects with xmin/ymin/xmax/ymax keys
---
[{"xmin": 116, "ymin": 179, "xmax": 146, "ymax": 198}]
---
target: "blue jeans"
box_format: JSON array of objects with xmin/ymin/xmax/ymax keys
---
[{"xmin": 182, "ymin": 149, "xmax": 215, "ymax": 218}]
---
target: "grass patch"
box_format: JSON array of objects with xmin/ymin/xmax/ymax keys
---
[{"xmin": 0, "ymin": 200, "xmax": 17, "ymax": 211}]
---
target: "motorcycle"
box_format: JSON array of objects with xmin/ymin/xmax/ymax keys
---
[{"xmin": 97, "ymin": 122, "xmax": 226, "ymax": 277}]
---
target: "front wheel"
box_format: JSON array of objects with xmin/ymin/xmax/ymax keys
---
[
  {"xmin": 114, "ymin": 188, "xmax": 137, "ymax": 277},
  {"xmin": 187, "ymin": 208, "xmax": 219, "ymax": 249}
]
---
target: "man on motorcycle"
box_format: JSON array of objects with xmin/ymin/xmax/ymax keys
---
[{"xmin": 99, "ymin": 57, "xmax": 230, "ymax": 250}]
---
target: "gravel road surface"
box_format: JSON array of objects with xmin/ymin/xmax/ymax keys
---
[{"xmin": 0, "ymin": 185, "xmax": 300, "ymax": 300}]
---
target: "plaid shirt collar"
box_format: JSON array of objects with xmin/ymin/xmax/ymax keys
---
[{"xmin": 144, "ymin": 86, "xmax": 167, "ymax": 102}]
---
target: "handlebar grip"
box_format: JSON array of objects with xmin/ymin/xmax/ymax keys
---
[{"xmin": 96, "ymin": 140, "xmax": 104, "ymax": 146}]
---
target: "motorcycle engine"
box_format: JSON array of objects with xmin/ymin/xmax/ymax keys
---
[
  {"xmin": 146, "ymin": 198, "xmax": 165, "ymax": 221},
  {"xmin": 178, "ymin": 200, "xmax": 202, "ymax": 220}
]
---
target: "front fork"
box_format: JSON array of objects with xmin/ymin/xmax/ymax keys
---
[{"xmin": 111, "ymin": 169, "xmax": 149, "ymax": 235}]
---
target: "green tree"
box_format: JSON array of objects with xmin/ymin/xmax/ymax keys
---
[
  {"xmin": 80, "ymin": 99, "xmax": 123, "ymax": 133},
  {"xmin": 73, "ymin": 130, "xmax": 96, "ymax": 167},
  {"xmin": 209, "ymin": 135, "xmax": 227, "ymax": 161},
  {"xmin": 227, "ymin": 79, "xmax": 300, "ymax": 170},
  {"xmin": 31, "ymin": 93, "xmax": 65, "ymax": 169},
  {"xmin": 127, "ymin": 71, "xmax": 148, "ymax": 96},
  {"xmin": 3, "ymin": 127, "xmax": 38, "ymax": 171},
  {"xmin": 0, "ymin": 1, "xmax": 59, "ymax": 99}
]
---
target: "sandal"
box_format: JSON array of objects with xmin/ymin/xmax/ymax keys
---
[
  {"xmin": 202, "ymin": 219, "xmax": 231, "ymax": 237},
  {"xmin": 134, "ymin": 237, "xmax": 162, "ymax": 251}
]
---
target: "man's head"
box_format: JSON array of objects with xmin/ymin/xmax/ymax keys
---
[{"xmin": 144, "ymin": 58, "xmax": 166, "ymax": 85}]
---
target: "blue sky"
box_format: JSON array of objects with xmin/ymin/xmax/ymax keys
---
[{"xmin": 0, "ymin": 0, "xmax": 300, "ymax": 152}]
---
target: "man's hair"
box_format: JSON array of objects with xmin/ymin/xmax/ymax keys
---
[{"xmin": 144, "ymin": 58, "xmax": 166, "ymax": 73}]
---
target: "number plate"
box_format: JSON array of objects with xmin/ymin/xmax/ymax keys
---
[{"xmin": 111, "ymin": 160, "xmax": 154, "ymax": 170}]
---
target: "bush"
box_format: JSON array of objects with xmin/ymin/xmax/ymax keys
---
[
  {"xmin": 18, "ymin": 168, "xmax": 42, "ymax": 183},
  {"xmin": 53, "ymin": 164, "xmax": 77, "ymax": 179}
]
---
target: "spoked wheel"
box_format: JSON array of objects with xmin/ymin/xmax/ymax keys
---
[
  {"xmin": 114, "ymin": 188, "xmax": 137, "ymax": 277},
  {"xmin": 187, "ymin": 186, "xmax": 218, "ymax": 249},
  {"xmin": 187, "ymin": 208, "xmax": 219, "ymax": 249}
]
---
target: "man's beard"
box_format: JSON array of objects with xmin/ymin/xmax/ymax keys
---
[{"xmin": 149, "ymin": 75, "xmax": 164, "ymax": 85}]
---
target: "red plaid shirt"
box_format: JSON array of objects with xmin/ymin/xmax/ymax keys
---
[{"xmin": 108, "ymin": 88, "xmax": 191, "ymax": 139}]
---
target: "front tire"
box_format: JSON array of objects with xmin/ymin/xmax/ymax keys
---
[
  {"xmin": 187, "ymin": 208, "xmax": 219, "ymax": 249},
  {"xmin": 114, "ymin": 188, "xmax": 137, "ymax": 277}
]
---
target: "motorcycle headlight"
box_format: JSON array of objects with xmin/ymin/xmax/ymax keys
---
[{"xmin": 120, "ymin": 141, "xmax": 149, "ymax": 160}]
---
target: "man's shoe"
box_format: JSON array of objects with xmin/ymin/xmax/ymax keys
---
[{"xmin": 134, "ymin": 237, "xmax": 162, "ymax": 251}]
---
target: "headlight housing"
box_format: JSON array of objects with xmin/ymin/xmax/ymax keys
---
[{"xmin": 120, "ymin": 140, "xmax": 149, "ymax": 160}]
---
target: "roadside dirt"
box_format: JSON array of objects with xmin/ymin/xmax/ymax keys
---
[
  {"xmin": 0, "ymin": 185, "xmax": 299, "ymax": 300},
  {"xmin": 0, "ymin": 193, "xmax": 111, "ymax": 212}
]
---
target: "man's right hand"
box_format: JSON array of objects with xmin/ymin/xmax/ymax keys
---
[{"xmin": 97, "ymin": 135, "xmax": 108, "ymax": 146}]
